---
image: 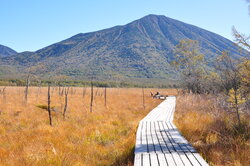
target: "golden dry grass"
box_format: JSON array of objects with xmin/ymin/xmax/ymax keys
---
[
  {"xmin": 0, "ymin": 86, "xmax": 177, "ymax": 166},
  {"xmin": 175, "ymin": 94, "xmax": 250, "ymax": 166}
]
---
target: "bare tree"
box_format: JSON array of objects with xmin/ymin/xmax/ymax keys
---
[
  {"xmin": 216, "ymin": 52, "xmax": 243, "ymax": 125},
  {"xmin": 82, "ymin": 87, "xmax": 86, "ymax": 97},
  {"xmin": 232, "ymin": 27, "xmax": 250, "ymax": 52},
  {"xmin": 36, "ymin": 79, "xmax": 42, "ymax": 101},
  {"xmin": 1, "ymin": 87, "xmax": 6, "ymax": 96},
  {"xmin": 47, "ymin": 84, "xmax": 52, "ymax": 126},
  {"xmin": 90, "ymin": 81, "xmax": 94, "ymax": 112},
  {"xmin": 232, "ymin": 5, "xmax": 250, "ymax": 111},
  {"xmin": 104, "ymin": 86, "xmax": 107, "ymax": 107},
  {"xmin": 171, "ymin": 40, "xmax": 206, "ymax": 94},
  {"xmin": 54, "ymin": 75, "xmax": 69, "ymax": 96},
  {"xmin": 3, "ymin": 87, "xmax": 6, "ymax": 100},
  {"xmin": 63, "ymin": 87, "xmax": 70, "ymax": 119},
  {"xmin": 61, "ymin": 86, "xmax": 65, "ymax": 96},
  {"xmin": 142, "ymin": 88, "xmax": 145, "ymax": 110},
  {"xmin": 0, "ymin": 87, "xmax": 6, "ymax": 100},
  {"xmin": 2, "ymin": 87, "xmax": 6, "ymax": 95},
  {"xmin": 70, "ymin": 87, "xmax": 74, "ymax": 95},
  {"xmin": 24, "ymin": 75, "xmax": 30, "ymax": 102},
  {"xmin": 232, "ymin": 1, "xmax": 250, "ymax": 51},
  {"xmin": 58, "ymin": 85, "xmax": 61, "ymax": 96},
  {"xmin": 94, "ymin": 88, "xmax": 99, "ymax": 99}
]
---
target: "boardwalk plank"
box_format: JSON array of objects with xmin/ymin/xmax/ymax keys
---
[
  {"xmin": 171, "ymin": 152, "xmax": 185, "ymax": 166},
  {"xmin": 185, "ymin": 153, "xmax": 202, "ymax": 166},
  {"xmin": 135, "ymin": 154, "xmax": 142, "ymax": 166},
  {"xmin": 141, "ymin": 122, "xmax": 148, "ymax": 153},
  {"xmin": 158, "ymin": 122, "xmax": 185, "ymax": 166},
  {"xmin": 193, "ymin": 153, "xmax": 209, "ymax": 166},
  {"xmin": 135, "ymin": 122, "xmax": 142, "ymax": 153},
  {"xmin": 168, "ymin": 122, "xmax": 207, "ymax": 165},
  {"xmin": 155, "ymin": 122, "xmax": 171, "ymax": 153},
  {"xmin": 151, "ymin": 122, "xmax": 162, "ymax": 153},
  {"xmin": 150, "ymin": 153, "xmax": 160, "ymax": 166},
  {"xmin": 164, "ymin": 122, "xmax": 194, "ymax": 166},
  {"xmin": 142, "ymin": 153, "xmax": 151, "ymax": 166},
  {"xmin": 134, "ymin": 97, "xmax": 209, "ymax": 166},
  {"xmin": 164, "ymin": 153, "xmax": 176, "ymax": 166},
  {"xmin": 157, "ymin": 153, "xmax": 168, "ymax": 166},
  {"xmin": 147, "ymin": 122, "xmax": 155, "ymax": 153}
]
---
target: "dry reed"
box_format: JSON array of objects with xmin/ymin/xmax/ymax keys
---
[
  {"xmin": 0, "ymin": 86, "xmax": 176, "ymax": 166},
  {"xmin": 175, "ymin": 94, "xmax": 250, "ymax": 166}
]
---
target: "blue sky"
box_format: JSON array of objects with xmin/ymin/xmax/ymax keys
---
[{"xmin": 0, "ymin": 0, "xmax": 249, "ymax": 52}]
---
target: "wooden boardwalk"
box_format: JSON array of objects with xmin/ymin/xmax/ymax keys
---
[{"xmin": 134, "ymin": 96, "xmax": 209, "ymax": 166}]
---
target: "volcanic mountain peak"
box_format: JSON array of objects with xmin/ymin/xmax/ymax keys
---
[{"xmin": 0, "ymin": 14, "xmax": 248, "ymax": 82}]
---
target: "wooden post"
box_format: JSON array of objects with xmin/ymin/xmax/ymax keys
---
[
  {"xmin": 2, "ymin": 87, "xmax": 6, "ymax": 97},
  {"xmin": 63, "ymin": 87, "xmax": 70, "ymax": 119},
  {"xmin": 61, "ymin": 86, "xmax": 65, "ymax": 96},
  {"xmin": 90, "ymin": 81, "xmax": 94, "ymax": 112},
  {"xmin": 47, "ymin": 84, "xmax": 52, "ymax": 126},
  {"xmin": 104, "ymin": 86, "xmax": 107, "ymax": 107},
  {"xmin": 58, "ymin": 85, "xmax": 61, "ymax": 96},
  {"xmin": 24, "ymin": 75, "xmax": 30, "ymax": 102},
  {"xmin": 1, "ymin": 87, "xmax": 6, "ymax": 100},
  {"xmin": 142, "ymin": 88, "xmax": 145, "ymax": 110},
  {"xmin": 82, "ymin": 87, "xmax": 86, "ymax": 97}
]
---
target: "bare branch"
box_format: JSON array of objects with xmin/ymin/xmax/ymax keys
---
[
  {"xmin": 63, "ymin": 87, "xmax": 70, "ymax": 119},
  {"xmin": 232, "ymin": 26, "xmax": 250, "ymax": 51}
]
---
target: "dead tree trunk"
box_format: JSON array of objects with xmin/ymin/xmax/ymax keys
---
[
  {"xmin": 58, "ymin": 85, "xmax": 61, "ymax": 96},
  {"xmin": 2, "ymin": 87, "xmax": 6, "ymax": 96},
  {"xmin": 90, "ymin": 81, "xmax": 94, "ymax": 112},
  {"xmin": 63, "ymin": 87, "xmax": 70, "ymax": 119},
  {"xmin": 104, "ymin": 86, "xmax": 107, "ymax": 107},
  {"xmin": 1, "ymin": 87, "xmax": 6, "ymax": 100},
  {"xmin": 2, "ymin": 87, "xmax": 6, "ymax": 94},
  {"xmin": 94, "ymin": 88, "xmax": 99, "ymax": 100},
  {"xmin": 36, "ymin": 80, "xmax": 41, "ymax": 101},
  {"xmin": 142, "ymin": 88, "xmax": 145, "ymax": 110},
  {"xmin": 61, "ymin": 86, "xmax": 65, "ymax": 96},
  {"xmin": 70, "ymin": 87, "xmax": 74, "ymax": 95},
  {"xmin": 82, "ymin": 87, "xmax": 86, "ymax": 97},
  {"xmin": 47, "ymin": 84, "xmax": 52, "ymax": 126},
  {"xmin": 233, "ymin": 86, "xmax": 241, "ymax": 126},
  {"xmin": 24, "ymin": 75, "xmax": 30, "ymax": 102}
]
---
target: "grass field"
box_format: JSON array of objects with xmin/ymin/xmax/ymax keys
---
[
  {"xmin": 0, "ymin": 86, "xmax": 177, "ymax": 166},
  {"xmin": 175, "ymin": 94, "xmax": 250, "ymax": 166},
  {"xmin": 0, "ymin": 87, "xmax": 249, "ymax": 166}
]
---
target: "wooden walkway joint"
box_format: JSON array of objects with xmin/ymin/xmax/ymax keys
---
[{"xmin": 134, "ymin": 96, "xmax": 209, "ymax": 166}]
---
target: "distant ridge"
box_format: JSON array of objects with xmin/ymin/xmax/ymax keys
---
[
  {"xmin": 0, "ymin": 44, "xmax": 17, "ymax": 58},
  {"xmin": 0, "ymin": 14, "xmax": 248, "ymax": 82}
]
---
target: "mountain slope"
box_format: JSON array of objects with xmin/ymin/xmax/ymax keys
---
[
  {"xmin": 0, "ymin": 14, "xmax": 248, "ymax": 81},
  {"xmin": 0, "ymin": 44, "xmax": 17, "ymax": 58}
]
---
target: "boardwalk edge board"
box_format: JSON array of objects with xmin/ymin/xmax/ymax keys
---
[{"xmin": 134, "ymin": 96, "xmax": 209, "ymax": 166}]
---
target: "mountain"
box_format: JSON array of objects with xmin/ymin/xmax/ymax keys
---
[
  {"xmin": 0, "ymin": 44, "xmax": 17, "ymax": 58},
  {"xmin": 0, "ymin": 14, "xmax": 248, "ymax": 82}
]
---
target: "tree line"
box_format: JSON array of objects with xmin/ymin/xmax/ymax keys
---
[{"xmin": 171, "ymin": 29, "xmax": 250, "ymax": 126}]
